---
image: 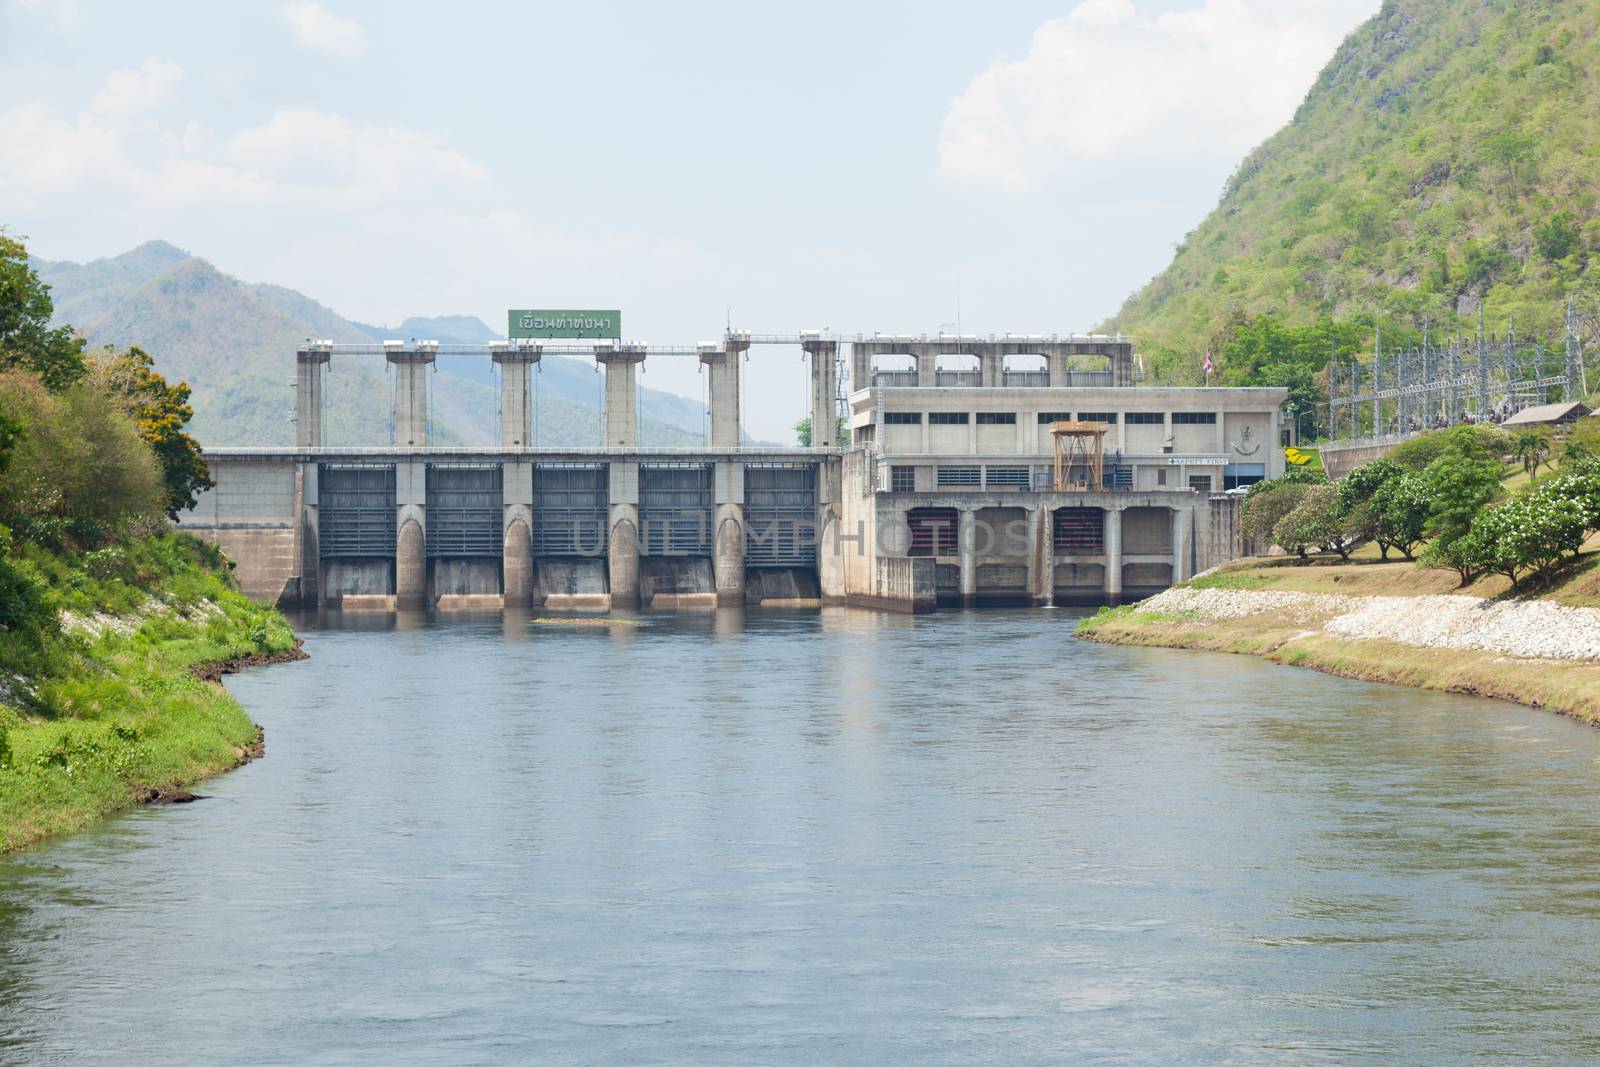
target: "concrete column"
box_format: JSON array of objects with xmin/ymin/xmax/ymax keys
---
[
  {"xmin": 1047, "ymin": 351, "xmax": 1069, "ymax": 387},
  {"xmin": 608, "ymin": 461, "xmax": 639, "ymax": 606},
  {"xmin": 916, "ymin": 349, "xmax": 937, "ymax": 388},
  {"xmin": 959, "ymin": 508, "xmax": 977, "ymax": 607},
  {"xmin": 850, "ymin": 343, "xmax": 872, "ymax": 393},
  {"xmin": 492, "ymin": 343, "xmax": 540, "ymax": 448},
  {"xmin": 295, "ymin": 346, "xmax": 330, "ymax": 448},
  {"xmin": 700, "ymin": 337, "xmax": 745, "ymax": 450},
  {"xmin": 386, "ymin": 342, "xmax": 436, "ymax": 448},
  {"xmin": 980, "ymin": 348, "xmax": 1003, "ymax": 387},
  {"xmin": 1170, "ymin": 506, "xmax": 1188, "ymax": 587},
  {"xmin": 804, "ymin": 340, "xmax": 838, "ymax": 451},
  {"xmin": 596, "ymin": 345, "xmax": 645, "ymax": 450},
  {"xmin": 1112, "ymin": 346, "xmax": 1135, "ymax": 387},
  {"xmin": 504, "ymin": 460, "xmax": 534, "ymax": 605},
  {"xmin": 1104, "ymin": 506, "xmax": 1123, "ymax": 602},
  {"xmin": 396, "ymin": 460, "xmax": 427, "ymax": 607},
  {"xmin": 713, "ymin": 461, "xmax": 745, "ymax": 605}
]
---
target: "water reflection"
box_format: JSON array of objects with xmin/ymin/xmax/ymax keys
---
[{"xmin": 3, "ymin": 606, "xmax": 1600, "ymax": 1064}]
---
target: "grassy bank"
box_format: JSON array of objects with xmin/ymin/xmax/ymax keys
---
[
  {"xmin": 0, "ymin": 533, "xmax": 299, "ymax": 853},
  {"xmin": 1078, "ymin": 550, "xmax": 1600, "ymax": 722}
]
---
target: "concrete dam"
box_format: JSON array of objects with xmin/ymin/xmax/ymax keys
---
[{"xmin": 178, "ymin": 334, "xmax": 1285, "ymax": 612}]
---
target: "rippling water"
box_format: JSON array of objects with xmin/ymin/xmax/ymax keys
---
[{"xmin": 5, "ymin": 606, "xmax": 1600, "ymax": 1064}]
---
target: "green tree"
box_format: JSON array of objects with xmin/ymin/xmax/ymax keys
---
[
  {"xmin": 1368, "ymin": 471, "xmax": 1430, "ymax": 560},
  {"xmin": 1335, "ymin": 458, "xmax": 1402, "ymax": 512},
  {"xmin": 0, "ymin": 370, "xmax": 165, "ymax": 546},
  {"xmin": 92, "ymin": 347, "xmax": 213, "ymax": 518},
  {"xmin": 1241, "ymin": 480, "xmax": 1308, "ymax": 549},
  {"xmin": 793, "ymin": 415, "xmax": 845, "ymax": 448},
  {"xmin": 0, "ymin": 232, "xmax": 87, "ymax": 392},
  {"xmin": 0, "ymin": 399, "xmax": 21, "ymax": 475},
  {"xmin": 1510, "ymin": 427, "xmax": 1553, "ymax": 481},
  {"xmin": 1421, "ymin": 426, "xmax": 1505, "ymax": 554},
  {"xmin": 1273, "ymin": 484, "xmax": 1347, "ymax": 559},
  {"xmin": 1534, "ymin": 211, "xmax": 1582, "ymax": 262}
]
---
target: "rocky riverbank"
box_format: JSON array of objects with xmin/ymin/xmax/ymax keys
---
[{"xmin": 1078, "ymin": 585, "xmax": 1600, "ymax": 721}]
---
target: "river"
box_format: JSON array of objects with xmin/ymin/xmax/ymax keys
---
[{"xmin": 5, "ymin": 606, "xmax": 1600, "ymax": 1064}]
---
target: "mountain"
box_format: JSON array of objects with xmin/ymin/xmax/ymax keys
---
[
  {"xmin": 1109, "ymin": 0, "xmax": 1600, "ymax": 375},
  {"xmin": 29, "ymin": 244, "xmax": 711, "ymax": 448}
]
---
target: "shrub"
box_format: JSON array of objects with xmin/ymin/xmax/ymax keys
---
[
  {"xmin": 0, "ymin": 370, "xmax": 165, "ymax": 547},
  {"xmin": 1390, "ymin": 424, "xmax": 1509, "ymax": 471}
]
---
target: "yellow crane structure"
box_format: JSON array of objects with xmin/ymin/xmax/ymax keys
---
[{"xmin": 1050, "ymin": 421, "xmax": 1106, "ymax": 491}]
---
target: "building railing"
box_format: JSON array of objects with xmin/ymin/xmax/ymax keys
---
[
  {"xmin": 1002, "ymin": 371, "xmax": 1050, "ymax": 388},
  {"xmin": 873, "ymin": 371, "xmax": 919, "ymax": 387},
  {"xmin": 935, "ymin": 370, "xmax": 982, "ymax": 387},
  {"xmin": 1060, "ymin": 371, "xmax": 1115, "ymax": 387}
]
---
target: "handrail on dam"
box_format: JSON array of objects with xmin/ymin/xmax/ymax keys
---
[{"xmin": 201, "ymin": 446, "xmax": 832, "ymax": 460}]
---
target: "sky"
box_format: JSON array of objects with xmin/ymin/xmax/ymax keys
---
[{"xmin": 0, "ymin": 0, "xmax": 1380, "ymax": 437}]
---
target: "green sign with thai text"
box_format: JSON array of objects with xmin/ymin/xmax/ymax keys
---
[{"xmin": 508, "ymin": 309, "xmax": 621, "ymax": 339}]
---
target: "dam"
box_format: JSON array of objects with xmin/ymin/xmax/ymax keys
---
[{"xmin": 177, "ymin": 332, "xmax": 1288, "ymax": 612}]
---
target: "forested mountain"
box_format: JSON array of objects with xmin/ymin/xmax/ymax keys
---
[
  {"xmin": 1110, "ymin": 0, "xmax": 1600, "ymax": 392},
  {"xmin": 29, "ymin": 243, "xmax": 707, "ymax": 448}
]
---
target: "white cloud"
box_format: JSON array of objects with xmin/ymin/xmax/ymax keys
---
[
  {"xmin": 938, "ymin": 0, "xmax": 1381, "ymax": 192},
  {"xmin": 0, "ymin": 61, "xmax": 484, "ymax": 211},
  {"xmin": 90, "ymin": 56, "xmax": 182, "ymax": 120},
  {"xmin": 283, "ymin": 2, "xmax": 367, "ymax": 57},
  {"xmin": 230, "ymin": 109, "xmax": 486, "ymax": 193}
]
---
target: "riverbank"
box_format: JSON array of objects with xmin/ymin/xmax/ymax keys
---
[
  {"xmin": 1078, "ymin": 555, "xmax": 1600, "ymax": 721},
  {"xmin": 0, "ymin": 533, "xmax": 300, "ymax": 854}
]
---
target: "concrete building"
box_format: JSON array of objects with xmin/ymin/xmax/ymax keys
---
[{"xmin": 177, "ymin": 333, "xmax": 1286, "ymax": 613}]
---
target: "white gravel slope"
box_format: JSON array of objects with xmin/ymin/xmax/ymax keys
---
[{"xmin": 1137, "ymin": 587, "xmax": 1600, "ymax": 662}]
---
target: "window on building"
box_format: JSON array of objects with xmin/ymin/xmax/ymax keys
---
[
  {"xmin": 1172, "ymin": 412, "xmax": 1217, "ymax": 424},
  {"xmin": 976, "ymin": 412, "xmax": 1017, "ymax": 425},
  {"xmin": 1078, "ymin": 412, "xmax": 1117, "ymax": 424},
  {"xmin": 985, "ymin": 466, "xmax": 1030, "ymax": 488},
  {"xmin": 1102, "ymin": 466, "xmax": 1133, "ymax": 490},
  {"xmin": 1125, "ymin": 412, "xmax": 1163, "ymax": 425},
  {"xmin": 1156, "ymin": 468, "xmax": 1167, "ymax": 487},
  {"xmin": 1037, "ymin": 412, "xmax": 1073, "ymax": 424},
  {"xmin": 883, "ymin": 412, "xmax": 921, "ymax": 425},
  {"xmin": 936, "ymin": 466, "xmax": 981, "ymax": 487},
  {"xmin": 890, "ymin": 465, "xmax": 916, "ymax": 493},
  {"xmin": 1189, "ymin": 475, "xmax": 1214, "ymax": 492},
  {"xmin": 1223, "ymin": 464, "xmax": 1266, "ymax": 491},
  {"xmin": 929, "ymin": 412, "xmax": 970, "ymax": 425}
]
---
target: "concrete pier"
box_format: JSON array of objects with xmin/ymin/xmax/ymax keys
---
[
  {"xmin": 713, "ymin": 461, "xmax": 745, "ymax": 605},
  {"xmin": 1103, "ymin": 507, "xmax": 1123, "ymax": 603},
  {"xmin": 804, "ymin": 338, "xmax": 838, "ymax": 451},
  {"xmin": 492, "ymin": 342, "xmax": 540, "ymax": 448},
  {"xmin": 596, "ymin": 345, "xmax": 644, "ymax": 449},
  {"xmin": 387, "ymin": 342, "xmax": 436, "ymax": 448},
  {"xmin": 608, "ymin": 462, "xmax": 640, "ymax": 607},
  {"xmin": 700, "ymin": 338, "xmax": 744, "ymax": 449},
  {"xmin": 504, "ymin": 460, "xmax": 534, "ymax": 606},
  {"xmin": 295, "ymin": 345, "xmax": 330, "ymax": 448},
  {"xmin": 396, "ymin": 460, "xmax": 427, "ymax": 608},
  {"xmin": 958, "ymin": 508, "xmax": 978, "ymax": 607}
]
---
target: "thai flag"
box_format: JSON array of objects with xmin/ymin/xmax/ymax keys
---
[{"xmin": 1202, "ymin": 352, "xmax": 1214, "ymax": 375}]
